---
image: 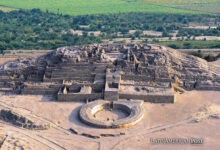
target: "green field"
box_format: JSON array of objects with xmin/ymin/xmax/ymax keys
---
[
  {"xmin": 1, "ymin": 0, "xmax": 218, "ymax": 15},
  {"xmin": 144, "ymin": 0, "xmax": 220, "ymax": 14}
]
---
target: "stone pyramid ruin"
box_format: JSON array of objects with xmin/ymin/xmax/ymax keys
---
[{"xmin": 0, "ymin": 44, "xmax": 219, "ymax": 103}]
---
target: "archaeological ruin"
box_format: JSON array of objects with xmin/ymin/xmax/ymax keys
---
[{"xmin": 0, "ymin": 44, "xmax": 220, "ymax": 128}]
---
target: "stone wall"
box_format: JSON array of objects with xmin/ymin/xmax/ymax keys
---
[
  {"xmin": 104, "ymin": 71, "xmax": 121, "ymax": 101},
  {"xmin": 57, "ymin": 93, "xmax": 103, "ymax": 101},
  {"xmin": 119, "ymin": 94, "xmax": 174, "ymax": 103},
  {"xmin": 21, "ymin": 88, "xmax": 59, "ymax": 95},
  {"xmin": 121, "ymin": 75, "xmax": 171, "ymax": 82}
]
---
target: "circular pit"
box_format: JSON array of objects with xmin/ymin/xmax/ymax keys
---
[{"xmin": 79, "ymin": 100, "xmax": 144, "ymax": 128}]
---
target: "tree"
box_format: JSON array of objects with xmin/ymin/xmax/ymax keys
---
[
  {"xmin": 82, "ymin": 31, "xmax": 88, "ymax": 37},
  {"xmin": 183, "ymin": 42, "xmax": 192, "ymax": 49},
  {"xmin": 162, "ymin": 31, "xmax": 169, "ymax": 37},
  {"xmin": 134, "ymin": 30, "xmax": 141, "ymax": 38},
  {"xmin": 156, "ymin": 26, "xmax": 165, "ymax": 32},
  {"xmin": 168, "ymin": 44, "xmax": 179, "ymax": 49},
  {"xmin": 0, "ymin": 42, "xmax": 6, "ymax": 50},
  {"xmin": 192, "ymin": 36, "xmax": 196, "ymax": 40},
  {"xmin": 131, "ymin": 36, "xmax": 135, "ymax": 40},
  {"xmin": 204, "ymin": 55, "xmax": 217, "ymax": 62},
  {"xmin": 143, "ymin": 39, "xmax": 148, "ymax": 43},
  {"xmin": 0, "ymin": 41, "xmax": 6, "ymax": 55}
]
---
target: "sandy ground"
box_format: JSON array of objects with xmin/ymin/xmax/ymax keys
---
[
  {"xmin": 0, "ymin": 90, "xmax": 219, "ymax": 150},
  {"xmin": 95, "ymin": 109, "xmax": 129, "ymax": 121},
  {"xmin": 212, "ymin": 58, "xmax": 220, "ymax": 66}
]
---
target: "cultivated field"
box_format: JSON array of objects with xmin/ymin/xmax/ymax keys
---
[
  {"xmin": 145, "ymin": 0, "xmax": 220, "ymax": 14},
  {"xmin": 1, "ymin": 0, "xmax": 219, "ymax": 15}
]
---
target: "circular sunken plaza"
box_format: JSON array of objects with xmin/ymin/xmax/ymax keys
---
[{"xmin": 79, "ymin": 100, "xmax": 144, "ymax": 128}]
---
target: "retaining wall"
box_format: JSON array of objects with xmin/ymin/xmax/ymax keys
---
[
  {"xmin": 57, "ymin": 93, "xmax": 103, "ymax": 101},
  {"xmin": 119, "ymin": 94, "xmax": 174, "ymax": 103}
]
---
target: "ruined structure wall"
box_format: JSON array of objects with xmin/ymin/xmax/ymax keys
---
[
  {"xmin": 67, "ymin": 84, "xmax": 104, "ymax": 91},
  {"xmin": 119, "ymin": 94, "xmax": 174, "ymax": 103},
  {"xmin": 49, "ymin": 77, "xmax": 94, "ymax": 82},
  {"xmin": 57, "ymin": 93, "xmax": 103, "ymax": 101},
  {"xmin": 21, "ymin": 89, "xmax": 59, "ymax": 95},
  {"xmin": 104, "ymin": 91, "xmax": 119, "ymax": 101},
  {"xmin": 121, "ymin": 75, "xmax": 171, "ymax": 82},
  {"xmin": 195, "ymin": 86, "xmax": 220, "ymax": 91}
]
